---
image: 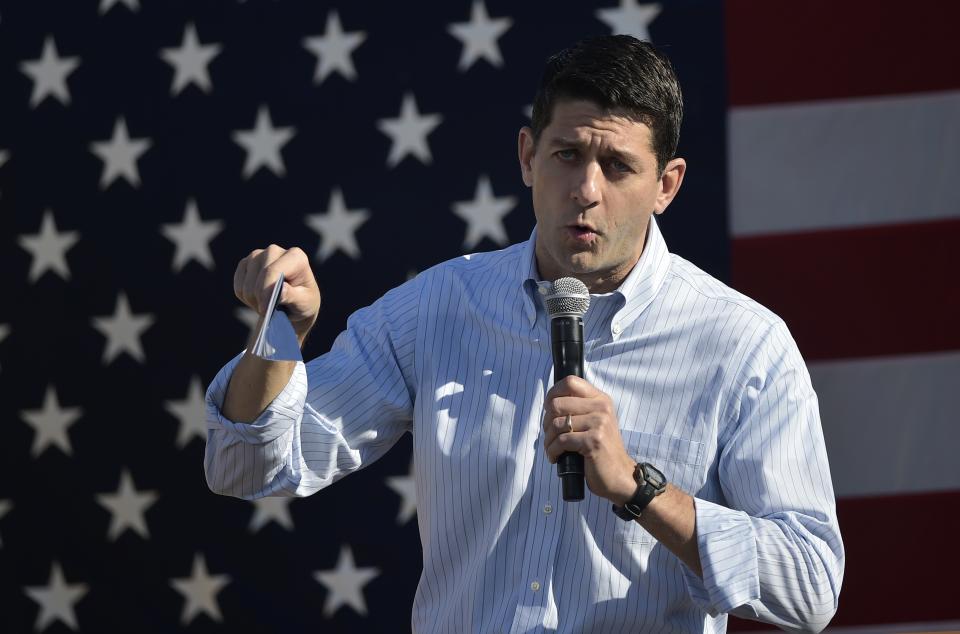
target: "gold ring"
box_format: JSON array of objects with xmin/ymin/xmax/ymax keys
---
[{"xmin": 566, "ymin": 414, "xmax": 573, "ymax": 433}]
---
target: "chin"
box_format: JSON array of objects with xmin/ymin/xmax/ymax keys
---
[{"xmin": 567, "ymin": 254, "xmax": 598, "ymax": 274}]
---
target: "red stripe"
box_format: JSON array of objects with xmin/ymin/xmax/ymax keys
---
[
  {"xmin": 730, "ymin": 219, "xmax": 960, "ymax": 361},
  {"xmin": 730, "ymin": 490, "xmax": 960, "ymax": 630},
  {"xmin": 725, "ymin": 0, "xmax": 960, "ymax": 106}
]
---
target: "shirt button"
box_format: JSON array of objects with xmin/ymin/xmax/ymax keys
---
[
  {"xmin": 530, "ymin": 580, "xmax": 541, "ymax": 592},
  {"xmin": 612, "ymin": 322, "xmax": 622, "ymax": 335},
  {"xmin": 543, "ymin": 503, "xmax": 553, "ymax": 515}
]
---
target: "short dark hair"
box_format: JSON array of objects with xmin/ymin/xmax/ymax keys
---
[{"xmin": 530, "ymin": 35, "xmax": 684, "ymax": 174}]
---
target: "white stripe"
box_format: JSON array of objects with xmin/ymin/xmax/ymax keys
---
[
  {"xmin": 729, "ymin": 90, "xmax": 960, "ymax": 236},
  {"xmin": 810, "ymin": 350, "xmax": 960, "ymax": 498}
]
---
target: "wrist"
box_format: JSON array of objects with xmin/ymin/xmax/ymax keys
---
[
  {"xmin": 609, "ymin": 461, "xmax": 639, "ymax": 507},
  {"xmin": 293, "ymin": 316, "xmax": 317, "ymax": 347},
  {"xmin": 611, "ymin": 462, "xmax": 668, "ymax": 522}
]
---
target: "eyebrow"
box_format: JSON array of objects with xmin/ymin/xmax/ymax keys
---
[{"xmin": 547, "ymin": 136, "xmax": 643, "ymax": 166}]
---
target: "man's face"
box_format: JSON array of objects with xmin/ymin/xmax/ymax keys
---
[{"xmin": 518, "ymin": 99, "xmax": 685, "ymax": 292}]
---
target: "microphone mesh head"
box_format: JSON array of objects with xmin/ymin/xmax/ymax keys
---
[{"xmin": 544, "ymin": 277, "xmax": 590, "ymax": 317}]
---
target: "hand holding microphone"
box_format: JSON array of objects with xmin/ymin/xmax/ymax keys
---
[
  {"xmin": 543, "ymin": 278, "xmax": 590, "ymax": 501},
  {"xmin": 542, "ymin": 277, "xmax": 638, "ymax": 506}
]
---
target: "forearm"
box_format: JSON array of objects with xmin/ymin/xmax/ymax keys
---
[
  {"xmin": 673, "ymin": 497, "xmax": 842, "ymax": 631},
  {"xmin": 635, "ymin": 484, "xmax": 702, "ymax": 577},
  {"xmin": 222, "ymin": 353, "xmax": 297, "ymax": 422},
  {"xmin": 222, "ymin": 317, "xmax": 306, "ymax": 423},
  {"xmin": 730, "ymin": 510, "xmax": 842, "ymax": 631},
  {"xmin": 623, "ymin": 483, "xmax": 841, "ymax": 629}
]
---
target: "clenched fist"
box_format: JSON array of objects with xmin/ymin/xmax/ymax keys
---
[{"xmin": 233, "ymin": 244, "xmax": 321, "ymax": 342}]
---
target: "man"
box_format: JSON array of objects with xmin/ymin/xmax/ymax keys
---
[{"xmin": 205, "ymin": 35, "xmax": 844, "ymax": 632}]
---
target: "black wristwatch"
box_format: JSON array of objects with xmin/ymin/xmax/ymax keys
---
[{"xmin": 612, "ymin": 462, "xmax": 667, "ymax": 521}]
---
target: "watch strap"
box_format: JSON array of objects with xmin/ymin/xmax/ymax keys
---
[{"xmin": 612, "ymin": 462, "xmax": 666, "ymax": 521}]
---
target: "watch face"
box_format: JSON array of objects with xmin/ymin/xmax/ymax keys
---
[{"xmin": 642, "ymin": 463, "xmax": 666, "ymax": 488}]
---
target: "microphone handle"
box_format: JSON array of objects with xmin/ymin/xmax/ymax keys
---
[{"xmin": 551, "ymin": 316, "xmax": 585, "ymax": 501}]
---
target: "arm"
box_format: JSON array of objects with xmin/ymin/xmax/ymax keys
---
[
  {"xmin": 222, "ymin": 245, "xmax": 319, "ymax": 423},
  {"xmin": 221, "ymin": 317, "xmax": 303, "ymax": 424},
  {"xmin": 543, "ymin": 320, "xmax": 844, "ymax": 631},
  {"xmin": 541, "ymin": 379, "xmax": 703, "ymax": 578},
  {"xmin": 675, "ymin": 321, "xmax": 844, "ymax": 631},
  {"xmin": 204, "ymin": 246, "xmax": 419, "ymax": 499}
]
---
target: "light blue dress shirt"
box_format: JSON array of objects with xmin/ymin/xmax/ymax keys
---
[{"xmin": 205, "ymin": 218, "xmax": 844, "ymax": 633}]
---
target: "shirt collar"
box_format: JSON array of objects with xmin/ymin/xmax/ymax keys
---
[{"xmin": 519, "ymin": 216, "xmax": 672, "ymax": 330}]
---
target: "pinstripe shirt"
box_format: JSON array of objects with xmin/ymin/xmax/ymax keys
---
[{"xmin": 205, "ymin": 217, "xmax": 844, "ymax": 633}]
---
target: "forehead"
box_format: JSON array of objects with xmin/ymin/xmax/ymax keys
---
[{"xmin": 542, "ymin": 99, "xmax": 654, "ymax": 154}]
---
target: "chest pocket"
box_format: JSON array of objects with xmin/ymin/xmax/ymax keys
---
[{"xmin": 613, "ymin": 429, "xmax": 706, "ymax": 544}]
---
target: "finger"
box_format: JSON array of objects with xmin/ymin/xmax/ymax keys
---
[
  {"xmin": 246, "ymin": 245, "xmax": 286, "ymax": 313},
  {"xmin": 545, "ymin": 375, "xmax": 598, "ymax": 400},
  {"xmin": 272, "ymin": 247, "xmax": 315, "ymax": 289},
  {"xmin": 255, "ymin": 246, "xmax": 313, "ymax": 312},
  {"xmin": 542, "ymin": 412, "xmax": 584, "ymax": 450},
  {"xmin": 553, "ymin": 411, "xmax": 585, "ymax": 434},
  {"xmin": 233, "ymin": 256, "xmax": 249, "ymax": 303},
  {"xmin": 543, "ymin": 394, "xmax": 600, "ymax": 422},
  {"xmin": 544, "ymin": 429, "xmax": 585, "ymax": 463},
  {"xmin": 238, "ymin": 249, "xmax": 265, "ymax": 308}
]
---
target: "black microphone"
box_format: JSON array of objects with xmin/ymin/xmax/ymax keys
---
[{"xmin": 543, "ymin": 277, "xmax": 590, "ymax": 502}]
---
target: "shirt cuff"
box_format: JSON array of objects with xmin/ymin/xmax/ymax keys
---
[
  {"xmin": 681, "ymin": 497, "xmax": 760, "ymax": 616},
  {"xmin": 204, "ymin": 350, "xmax": 307, "ymax": 444}
]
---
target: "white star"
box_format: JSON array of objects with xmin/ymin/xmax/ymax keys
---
[
  {"xmin": 161, "ymin": 199, "xmax": 224, "ymax": 272},
  {"xmin": 303, "ymin": 11, "xmax": 366, "ymax": 84},
  {"xmin": 160, "ymin": 23, "xmax": 222, "ymax": 96},
  {"xmin": 18, "ymin": 209, "xmax": 80, "ymax": 282},
  {"xmin": 234, "ymin": 307, "xmax": 258, "ymax": 331},
  {"xmin": 249, "ymin": 496, "xmax": 295, "ymax": 532},
  {"xmin": 596, "ymin": 0, "xmax": 661, "ymax": 41},
  {"xmin": 386, "ymin": 460, "xmax": 417, "ymax": 525},
  {"xmin": 313, "ymin": 545, "xmax": 380, "ymax": 617},
  {"xmin": 0, "ymin": 150, "xmax": 7, "ymax": 201},
  {"xmin": 452, "ymin": 175, "xmax": 515, "ymax": 249},
  {"xmin": 96, "ymin": 469, "xmax": 158, "ymax": 540},
  {"xmin": 0, "ymin": 499, "xmax": 11, "ymax": 547},
  {"xmin": 19, "ymin": 36, "xmax": 81, "ymax": 107},
  {"xmin": 305, "ymin": 188, "xmax": 369, "ymax": 261},
  {"xmin": 0, "ymin": 323, "xmax": 7, "ymax": 371},
  {"xmin": 21, "ymin": 385, "xmax": 82, "ymax": 457},
  {"xmin": 376, "ymin": 93, "xmax": 442, "ymax": 168},
  {"xmin": 447, "ymin": 0, "xmax": 512, "ymax": 71},
  {"xmin": 92, "ymin": 292, "xmax": 155, "ymax": 364},
  {"xmin": 24, "ymin": 563, "xmax": 88, "ymax": 631},
  {"xmin": 99, "ymin": 0, "xmax": 139, "ymax": 14},
  {"xmin": 232, "ymin": 106, "xmax": 295, "ymax": 178},
  {"xmin": 170, "ymin": 554, "xmax": 230, "ymax": 625},
  {"xmin": 164, "ymin": 376, "xmax": 207, "ymax": 449},
  {"xmin": 90, "ymin": 117, "xmax": 152, "ymax": 189}
]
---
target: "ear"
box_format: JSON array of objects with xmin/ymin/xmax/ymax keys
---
[
  {"xmin": 518, "ymin": 126, "xmax": 536, "ymax": 187},
  {"xmin": 654, "ymin": 157, "xmax": 686, "ymax": 215}
]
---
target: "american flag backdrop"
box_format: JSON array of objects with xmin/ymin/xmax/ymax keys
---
[{"xmin": 0, "ymin": 0, "xmax": 956, "ymax": 632}]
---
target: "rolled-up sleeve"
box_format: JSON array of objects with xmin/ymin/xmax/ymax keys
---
[
  {"xmin": 204, "ymin": 276, "xmax": 421, "ymax": 500},
  {"xmin": 682, "ymin": 320, "xmax": 845, "ymax": 632}
]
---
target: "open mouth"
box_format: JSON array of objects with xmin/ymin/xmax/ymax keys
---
[{"xmin": 567, "ymin": 224, "xmax": 599, "ymax": 241}]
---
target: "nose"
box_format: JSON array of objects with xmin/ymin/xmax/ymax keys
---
[{"xmin": 571, "ymin": 161, "xmax": 601, "ymax": 209}]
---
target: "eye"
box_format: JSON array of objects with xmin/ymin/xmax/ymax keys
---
[
  {"xmin": 555, "ymin": 148, "xmax": 578, "ymax": 161},
  {"xmin": 608, "ymin": 158, "xmax": 632, "ymax": 173}
]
